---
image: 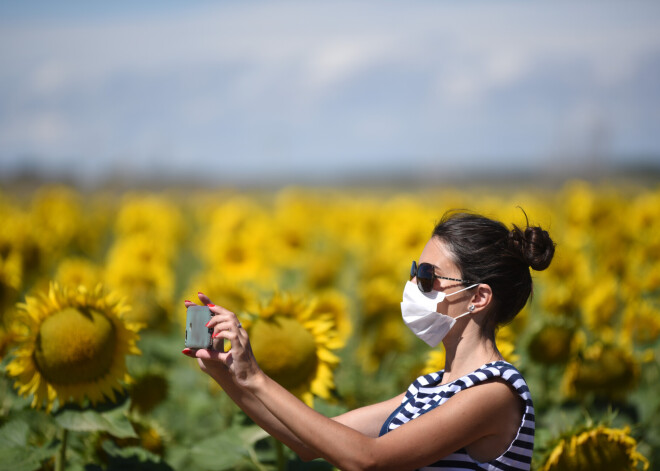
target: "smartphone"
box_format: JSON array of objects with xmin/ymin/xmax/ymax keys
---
[{"xmin": 185, "ymin": 305, "xmax": 214, "ymax": 349}]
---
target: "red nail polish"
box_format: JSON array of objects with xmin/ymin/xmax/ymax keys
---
[
  {"xmin": 208, "ymin": 303, "xmax": 215, "ymax": 307},
  {"xmin": 182, "ymin": 348, "xmax": 192, "ymax": 355},
  {"xmin": 212, "ymin": 333, "xmax": 220, "ymax": 338},
  {"xmin": 184, "ymin": 300, "xmax": 192, "ymax": 303},
  {"xmin": 198, "ymin": 292, "xmax": 203, "ymax": 294},
  {"xmin": 205, "ymin": 321, "xmax": 211, "ymax": 327}
]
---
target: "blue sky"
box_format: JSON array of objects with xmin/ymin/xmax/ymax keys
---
[{"xmin": 1, "ymin": 1, "xmax": 659, "ymax": 185}]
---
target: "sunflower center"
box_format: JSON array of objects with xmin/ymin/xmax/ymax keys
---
[
  {"xmin": 34, "ymin": 307, "xmax": 116, "ymax": 384},
  {"xmin": 250, "ymin": 317, "xmax": 318, "ymax": 391}
]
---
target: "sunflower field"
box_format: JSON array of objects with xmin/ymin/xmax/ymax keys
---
[{"xmin": 0, "ymin": 179, "xmax": 658, "ymax": 471}]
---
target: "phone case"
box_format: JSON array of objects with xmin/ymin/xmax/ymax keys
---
[{"xmin": 185, "ymin": 305, "xmax": 213, "ymax": 349}]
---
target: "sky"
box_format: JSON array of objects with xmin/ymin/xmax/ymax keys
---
[{"xmin": 1, "ymin": 1, "xmax": 659, "ymax": 186}]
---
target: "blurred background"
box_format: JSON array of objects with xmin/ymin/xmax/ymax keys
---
[
  {"xmin": 1, "ymin": 0, "xmax": 659, "ymax": 187},
  {"xmin": 1, "ymin": 2, "xmax": 659, "ymax": 471}
]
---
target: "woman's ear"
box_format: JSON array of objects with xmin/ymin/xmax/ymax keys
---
[{"xmin": 471, "ymin": 284, "xmax": 492, "ymax": 312}]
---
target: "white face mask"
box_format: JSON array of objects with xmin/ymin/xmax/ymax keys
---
[{"xmin": 400, "ymin": 281, "xmax": 478, "ymax": 347}]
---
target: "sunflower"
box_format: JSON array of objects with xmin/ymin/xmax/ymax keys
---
[
  {"xmin": 540, "ymin": 425, "xmax": 649, "ymax": 471},
  {"xmin": 495, "ymin": 328, "xmax": 519, "ymax": 365},
  {"xmin": 104, "ymin": 235, "xmax": 174, "ymax": 327},
  {"xmin": 248, "ymin": 292, "xmax": 343, "ymax": 407},
  {"xmin": 562, "ymin": 342, "xmax": 640, "ymax": 401},
  {"xmin": 310, "ymin": 289, "xmax": 353, "ymax": 344},
  {"xmin": 0, "ymin": 250, "xmax": 22, "ymax": 316},
  {"xmin": 54, "ymin": 257, "xmax": 103, "ymax": 291},
  {"xmin": 420, "ymin": 349, "xmax": 446, "ymax": 376},
  {"xmin": 528, "ymin": 323, "xmax": 577, "ymax": 365},
  {"xmin": 622, "ymin": 299, "xmax": 660, "ymax": 347},
  {"xmin": 4, "ymin": 283, "xmax": 142, "ymax": 411},
  {"xmin": 183, "ymin": 272, "xmax": 260, "ymax": 323},
  {"xmin": 114, "ymin": 193, "xmax": 185, "ymax": 243},
  {"xmin": 580, "ymin": 275, "xmax": 619, "ymax": 335}
]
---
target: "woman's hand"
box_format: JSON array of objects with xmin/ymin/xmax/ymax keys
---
[
  {"xmin": 182, "ymin": 293, "xmax": 226, "ymax": 376},
  {"xmin": 182, "ymin": 292, "xmax": 264, "ymax": 390}
]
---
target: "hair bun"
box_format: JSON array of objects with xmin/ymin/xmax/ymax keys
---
[{"xmin": 508, "ymin": 225, "xmax": 555, "ymax": 271}]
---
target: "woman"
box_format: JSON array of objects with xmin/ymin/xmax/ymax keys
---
[{"xmin": 182, "ymin": 211, "xmax": 555, "ymax": 470}]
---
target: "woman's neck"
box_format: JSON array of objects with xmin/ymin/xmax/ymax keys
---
[{"xmin": 441, "ymin": 323, "xmax": 502, "ymax": 383}]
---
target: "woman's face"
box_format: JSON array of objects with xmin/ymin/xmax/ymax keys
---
[{"xmin": 417, "ymin": 237, "xmax": 474, "ymax": 317}]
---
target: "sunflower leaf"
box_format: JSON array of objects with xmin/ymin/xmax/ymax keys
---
[
  {"xmin": 237, "ymin": 424, "xmax": 270, "ymax": 445},
  {"xmin": 0, "ymin": 418, "xmax": 29, "ymax": 447},
  {"xmin": 0, "ymin": 442, "xmax": 58, "ymax": 471},
  {"xmin": 100, "ymin": 440, "xmax": 174, "ymax": 471},
  {"xmin": 54, "ymin": 402, "xmax": 137, "ymax": 438},
  {"xmin": 169, "ymin": 432, "xmax": 254, "ymax": 471}
]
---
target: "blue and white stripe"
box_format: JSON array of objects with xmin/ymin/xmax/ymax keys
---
[{"xmin": 379, "ymin": 361, "xmax": 535, "ymax": 470}]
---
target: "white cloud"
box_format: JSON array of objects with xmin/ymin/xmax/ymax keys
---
[{"xmin": 1, "ymin": 0, "xmax": 659, "ymax": 181}]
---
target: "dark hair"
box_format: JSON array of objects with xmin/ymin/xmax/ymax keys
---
[{"xmin": 432, "ymin": 210, "xmax": 555, "ymax": 334}]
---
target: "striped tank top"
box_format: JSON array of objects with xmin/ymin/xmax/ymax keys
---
[{"xmin": 379, "ymin": 361, "xmax": 534, "ymax": 470}]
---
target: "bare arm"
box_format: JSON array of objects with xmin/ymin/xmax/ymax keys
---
[
  {"xmin": 183, "ymin": 297, "xmax": 403, "ymax": 460},
  {"xmin": 184, "ymin": 298, "xmax": 319, "ymax": 460},
  {"xmin": 200, "ymin": 305, "xmax": 520, "ymax": 471}
]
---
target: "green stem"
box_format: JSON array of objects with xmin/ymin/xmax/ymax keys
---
[
  {"xmin": 55, "ymin": 428, "xmax": 68, "ymax": 471},
  {"xmin": 275, "ymin": 438, "xmax": 285, "ymax": 471}
]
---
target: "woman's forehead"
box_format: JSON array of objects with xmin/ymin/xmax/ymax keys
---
[{"xmin": 420, "ymin": 238, "xmax": 458, "ymax": 274}]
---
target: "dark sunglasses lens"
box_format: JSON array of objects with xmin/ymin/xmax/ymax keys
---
[{"xmin": 416, "ymin": 263, "xmax": 435, "ymax": 292}]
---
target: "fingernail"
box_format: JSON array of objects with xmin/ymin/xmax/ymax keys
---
[
  {"xmin": 182, "ymin": 348, "xmax": 193, "ymax": 356},
  {"xmin": 205, "ymin": 321, "xmax": 211, "ymax": 327},
  {"xmin": 184, "ymin": 300, "xmax": 192, "ymax": 303},
  {"xmin": 198, "ymin": 291, "xmax": 204, "ymax": 294},
  {"xmin": 208, "ymin": 303, "xmax": 215, "ymax": 307},
  {"xmin": 212, "ymin": 333, "xmax": 220, "ymax": 338}
]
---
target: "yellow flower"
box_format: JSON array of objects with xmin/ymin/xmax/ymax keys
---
[
  {"xmin": 538, "ymin": 245, "xmax": 591, "ymax": 318},
  {"xmin": 580, "ymin": 275, "xmax": 619, "ymax": 335},
  {"xmin": 249, "ymin": 292, "xmax": 343, "ymax": 407},
  {"xmin": 541, "ymin": 425, "xmax": 649, "ymax": 471},
  {"xmin": 202, "ymin": 230, "xmax": 274, "ymax": 286},
  {"xmin": 183, "ymin": 273, "xmax": 260, "ymax": 323},
  {"xmin": 268, "ymin": 192, "xmax": 318, "ymax": 269},
  {"xmin": 29, "ymin": 185, "xmax": 83, "ymax": 256},
  {"xmin": 4, "ymin": 283, "xmax": 142, "ymax": 412},
  {"xmin": 0, "ymin": 323, "xmax": 18, "ymax": 359},
  {"xmin": 562, "ymin": 343, "xmax": 640, "ymax": 401},
  {"xmin": 495, "ymin": 327, "xmax": 519, "ymax": 364},
  {"xmin": 375, "ymin": 195, "xmax": 434, "ymax": 262},
  {"xmin": 0, "ymin": 250, "xmax": 22, "ymax": 315},
  {"xmin": 528, "ymin": 323, "xmax": 576, "ymax": 365},
  {"xmin": 115, "ymin": 193, "xmax": 185, "ymax": 243},
  {"xmin": 303, "ymin": 248, "xmax": 346, "ymax": 291},
  {"xmin": 54, "ymin": 257, "xmax": 103, "ymax": 291},
  {"xmin": 622, "ymin": 299, "xmax": 660, "ymax": 347},
  {"xmin": 359, "ymin": 276, "xmax": 401, "ymax": 321},
  {"xmin": 310, "ymin": 289, "xmax": 353, "ymax": 344},
  {"xmin": 99, "ymin": 418, "xmax": 168, "ymax": 458},
  {"xmin": 420, "ymin": 349, "xmax": 446, "ymax": 376},
  {"xmin": 105, "ymin": 234, "xmax": 175, "ymax": 327},
  {"xmin": 357, "ymin": 316, "xmax": 412, "ymax": 373}
]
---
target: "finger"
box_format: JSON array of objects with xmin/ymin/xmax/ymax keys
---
[
  {"xmin": 197, "ymin": 291, "xmax": 213, "ymax": 305},
  {"xmin": 194, "ymin": 347, "xmax": 232, "ymax": 363},
  {"xmin": 184, "ymin": 299, "xmax": 196, "ymax": 307},
  {"xmin": 208, "ymin": 317, "xmax": 243, "ymax": 335},
  {"xmin": 211, "ymin": 329, "xmax": 241, "ymax": 344},
  {"xmin": 206, "ymin": 307, "xmax": 238, "ymax": 327},
  {"xmin": 206, "ymin": 303, "xmax": 235, "ymax": 316},
  {"xmin": 182, "ymin": 347, "xmax": 198, "ymax": 357},
  {"xmin": 209, "ymin": 318, "xmax": 239, "ymax": 335}
]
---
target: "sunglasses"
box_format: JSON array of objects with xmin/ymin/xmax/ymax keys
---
[{"xmin": 410, "ymin": 260, "xmax": 478, "ymax": 293}]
